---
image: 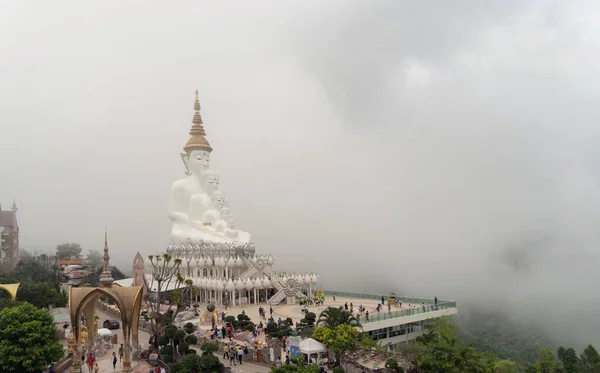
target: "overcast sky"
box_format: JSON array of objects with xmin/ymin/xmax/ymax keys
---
[{"xmin": 2, "ymin": 0, "xmax": 600, "ymax": 346}]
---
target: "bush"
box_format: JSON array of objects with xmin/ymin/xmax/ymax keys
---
[
  {"xmin": 184, "ymin": 335, "xmax": 198, "ymax": 345},
  {"xmin": 224, "ymin": 315, "xmax": 236, "ymax": 323},
  {"xmin": 183, "ymin": 322, "xmax": 195, "ymax": 334},
  {"xmin": 333, "ymin": 367, "xmax": 345, "ymax": 373},
  {"xmin": 266, "ymin": 321, "xmax": 278, "ymax": 334},
  {"xmin": 385, "ymin": 358, "xmax": 403, "ymax": 373},
  {"xmin": 158, "ymin": 335, "xmax": 170, "ymax": 347},
  {"xmin": 201, "ymin": 342, "xmax": 219, "ymax": 356},
  {"xmin": 175, "ymin": 329, "xmax": 186, "ymax": 341},
  {"xmin": 178, "ymin": 342, "xmax": 189, "ymax": 354},
  {"xmin": 238, "ymin": 313, "xmax": 250, "ymax": 322}
]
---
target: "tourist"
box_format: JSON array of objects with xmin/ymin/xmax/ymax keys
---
[
  {"xmin": 93, "ymin": 362, "xmax": 99, "ymax": 373},
  {"xmin": 285, "ymin": 354, "xmax": 290, "ymax": 365},
  {"xmin": 112, "ymin": 351, "xmax": 118, "ymax": 369},
  {"xmin": 344, "ymin": 302, "xmax": 348, "ymax": 310},
  {"xmin": 86, "ymin": 353, "xmax": 95, "ymax": 373},
  {"xmin": 222, "ymin": 311, "xmax": 226, "ymax": 323},
  {"xmin": 333, "ymin": 293, "xmax": 336, "ymax": 301},
  {"xmin": 278, "ymin": 318, "xmax": 282, "ymax": 327},
  {"xmin": 223, "ymin": 344, "xmax": 229, "ymax": 360},
  {"xmin": 350, "ymin": 303, "xmax": 353, "ymax": 312},
  {"xmin": 229, "ymin": 348, "xmax": 237, "ymax": 366},
  {"xmin": 119, "ymin": 343, "xmax": 124, "ymax": 362},
  {"xmin": 48, "ymin": 362, "xmax": 56, "ymax": 373},
  {"xmin": 270, "ymin": 306, "xmax": 273, "ymax": 315},
  {"xmin": 388, "ymin": 303, "xmax": 391, "ymax": 313},
  {"xmin": 434, "ymin": 296, "xmax": 438, "ymax": 305},
  {"xmin": 217, "ymin": 329, "xmax": 222, "ymax": 340},
  {"xmin": 237, "ymin": 346, "xmax": 244, "ymax": 364},
  {"xmin": 276, "ymin": 357, "xmax": 282, "ymax": 368},
  {"xmin": 161, "ymin": 367, "xmax": 166, "ymax": 373},
  {"xmin": 366, "ymin": 311, "xmax": 369, "ymax": 321},
  {"xmin": 381, "ymin": 296, "xmax": 385, "ymax": 305}
]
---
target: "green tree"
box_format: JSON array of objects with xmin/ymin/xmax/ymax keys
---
[
  {"xmin": 313, "ymin": 324, "xmax": 360, "ymax": 366},
  {"xmin": 317, "ymin": 306, "xmax": 360, "ymax": 328},
  {"xmin": 56, "ymin": 242, "xmax": 82, "ymax": 259},
  {"xmin": 578, "ymin": 345, "xmax": 600, "ymax": 373},
  {"xmin": 524, "ymin": 348, "xmax": 562, "ymax": 373},
  {"xmin": 85, "ymin": 250, "xmax": 103, "ymax": 269},
  {"xmin": 557, "ymin": 346, "xmax": 579, "ymax": 373},
  {"xmin": 0, "ymin": 303, "xmax": 64, "ymax": 373},
  {"xmin": 0, "ymin": 260, "xmax": 67, "ymax": 308}
]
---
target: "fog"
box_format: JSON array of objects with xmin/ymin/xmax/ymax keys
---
[{"xmin": 2, "ymin": 0, "xmax": 600, "ymax": 349}]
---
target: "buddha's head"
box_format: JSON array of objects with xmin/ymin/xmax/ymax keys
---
[
  {"xmin": 200, "ymin": 169, "xmax": 220, "ymax": 195},
  {"xmin": 182, "ymin": 150, "xmax": 211, "ymax": 177},
  {"xmin": 220, "ymin": 207, "xmax": 232, "ymax": 220},
  {"xmin": 227, "ymin": 218, "xmax": 236, "ymax": 229},
  {"xmin": 212, "ymin": 192, "xmax": 227, "ymax": 210}
]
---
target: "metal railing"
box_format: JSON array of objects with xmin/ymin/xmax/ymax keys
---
[{"xmin": 323, "ymin": 290, "xmax": 457, "ymax": 324}]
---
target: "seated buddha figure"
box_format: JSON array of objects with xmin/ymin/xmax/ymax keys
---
[
  {"xmin": 169, "ymin": 90, "xmax": 252, "ymax": 244},
  {"xmin": 169, "ymin": 90, "xmax": 215, "ymax": 244}
]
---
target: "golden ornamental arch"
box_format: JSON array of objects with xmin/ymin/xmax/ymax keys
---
[
  {"xmin": 68, "ymin": 230, "xmax": 143, "ymax": 373},
  {"xmin": 0, "ymin": 283, "xmax": 19, "ymax": 301}
]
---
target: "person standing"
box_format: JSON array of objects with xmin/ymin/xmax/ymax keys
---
[
  {"xmin": 93, "ymin": 362, "xmax": 99, "ymax": 373},
  {"xmin": 112, "ymin": 352, "xmax": 118, "ymax": 369},
  {"xmin": 223, "ymin": 344, "xmax": 229, "ymax": 360},
  {"xmin": 229, "ymin": 347, "xmax": 237, "ymax": 366},
  {"xmin": 237, "ymin": 346, "xmax": 244, "ymax": 365},
  {"xmin": 119, "ymin": 344, "xmax": 124, "ymax": 362},
  {"xmin": 86, "ymin": 353, "xmax": 95, "ymax": 373}
]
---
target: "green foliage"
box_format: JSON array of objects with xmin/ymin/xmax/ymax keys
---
[
  {"xmin": 0, "ymin": 303, "xmax": 64, "ymax": 373},
  {"xmin": 201, "ymin": 342, "xmax": 219, "ymax": 356},
  {"xmin": 184, "ymin": 322, "xmax": 195, "ymax": 334},
  {"xmin": 224, "ymin": 315, "xmax": 235, "ymax": 323},
  {"xmin": 332, "ymin": 367, "xmax": 345, "ymax": 373},
  {"xmin": 178, "ymin": 342, "xmax": 189, "ymax": 354},
  {"xmin": 271, "ymin": 359, "xmax": 321, "ymax": 373},
  {"xmin": 524, "ymin": 348, "xmax": 562, "ymax": 373},
  {"xmin": 304, "ymin": 312, "xmax": 316, "ymax": 324},
  {"xmin": 458, "ymin": 308, "xmax": 555, "ymax": 364},
  {"xmin": 557, "ymin": 346, "xmax": 579, "ymax": 373},
  {"xmin": 159, "ymin": 336, "xmax": 170, "ymax": 346},
  {"xmin": 317, "ymin": 306, "xmax": 360, "ymax": 328},
  {"xmin": 385, "ymin": 358, "xmax": 402, "ymax": 373},
  {"xmin": 184, "ymin": 335, "xmax": 198, "ymax": 345},
  {"xmin": 171, "ymin": 342, "xmax": 223, "ymax": 373},
  {"xmin": 313, "ymin": 324, "xmax": 360, "ymax": 366},
  {"xmin": 578, "ymin": 344, "xmax": 600, "ymax": 373},
  {"xmin": 55, "ymin": 242, "xmax": 82, "ymax": 259},
  {"xmin": 85, "ymin": 250, "xmax": 103, "ymax": 269},
  {"xmin": 0, "ymin": 260, "xmax": 67, "ymax": 308}
]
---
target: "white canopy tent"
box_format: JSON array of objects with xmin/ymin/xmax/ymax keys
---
[{"xmin": 299, "ymin": 338, "xmax": 327, "ymax": 364}]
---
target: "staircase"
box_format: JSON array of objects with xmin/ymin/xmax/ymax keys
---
[{"xmin": 268, "ymin": 290, "xmax": 286, "ymax": 306}]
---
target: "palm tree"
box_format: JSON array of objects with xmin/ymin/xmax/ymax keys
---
[{"xmin": 317, "ymin": 306, "xmax": 361, "ymax": 329}]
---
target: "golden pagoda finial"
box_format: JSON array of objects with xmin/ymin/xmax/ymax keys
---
[
  {"xmin": 99, "ymin": 227, "xmax": 114, "ymax": 287},
  {"xmin": 184, "ymin": 89, "xmax": 212, "ymax": 155}
]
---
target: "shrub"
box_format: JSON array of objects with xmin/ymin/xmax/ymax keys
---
[
  {"xmin": 183, "ymin": 322, "xmax": 195, "ymax": 334},
  {"xmin": 178, "ymin": 342, "xmax": 189, "ymax": 354},
  {"xmin": 385, "ymin": 358, "xmax": 403, "ymax": 373},
  {"xmin": 333, "ymin": 367, "xmax": 345, "ymax": 373},
  {"xmin": 224, "ymin": 315, "xmax": 236, "ymax": 323},
  {"xmin": 185, "ymin": 335, "xmax": 198, "ymax": 345}
]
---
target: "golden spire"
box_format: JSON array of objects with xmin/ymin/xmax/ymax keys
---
[
  {"xmin": 183, "ymin": 89, "xmax": 213, "ymax": 154},
  {"xmin": 99, "ymin": 227, "xmax": 114, "ymax": 287}
]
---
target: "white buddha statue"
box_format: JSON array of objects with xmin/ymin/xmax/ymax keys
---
[{"xmin": 169, "ymin": 90, "xmax": 251, "ymax": 245}]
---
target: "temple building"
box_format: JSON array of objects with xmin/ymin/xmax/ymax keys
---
[
  {"xmin": 0, "ymin": 199, "xmax": 19, "ymax": 271},
  {"xmin": 144, "ymin": 91, "xmax": 317, "ymax": 306}
]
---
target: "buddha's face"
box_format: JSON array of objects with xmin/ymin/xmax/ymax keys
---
[
  {"xmin": 201, "ymin": 171, "xmax": 220, "ymax": 194},
  {"xmin": 187, "ymin": 150, "xmax": 211, "ymax": 176},
  {"xmin": 227, "ymin": 218, "xmax": 236, "ymax": 229},
  {"xmin": 220, "ymin": 207, "xmax": 232, "ymax": 220},
  {"xmin": 212, "ymin": 193, "xmax": 227, "ymax": 209}
]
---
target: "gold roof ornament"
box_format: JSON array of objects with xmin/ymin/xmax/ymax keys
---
[
  {"xmin": 0, "ymin": 283, "xmax": 19, "ymax": 301},
  {"xmin": 99, "ymin": 227, "xmax": 114, "ymax": 287},
  {"xmin": 183, "ymin": 89, "xmax": 213, "ymax": 154}
]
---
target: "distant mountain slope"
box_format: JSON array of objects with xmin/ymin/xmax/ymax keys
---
[{"xmin": 457, "ymin": 306, "xmax": 557, "ymax": 364}]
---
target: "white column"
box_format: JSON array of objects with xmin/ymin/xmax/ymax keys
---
[{"xmin": 254, "ymin": 289, "xmax": 257, "ymax": 304}]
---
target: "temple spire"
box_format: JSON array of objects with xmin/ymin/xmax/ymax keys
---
[
  {"xmin": 11, "ymin": 197, "xmax": 17, "ymax": 212},
  {"xmin": 99, "ymin": 227, "xmax": 114, "ymax": 287},
  {"xmin": 183, "ymin": 89, "xmax": 213, "ymax": 154}
]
